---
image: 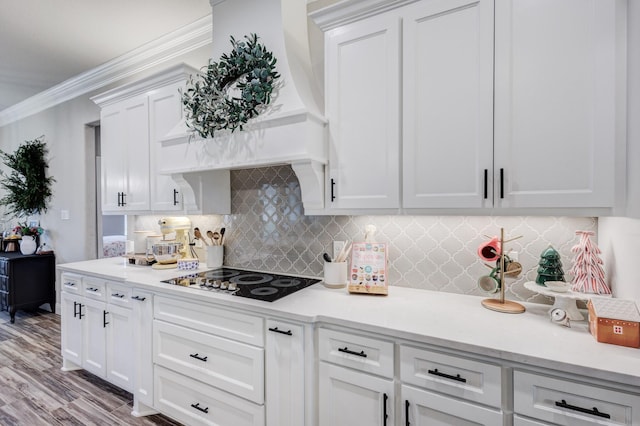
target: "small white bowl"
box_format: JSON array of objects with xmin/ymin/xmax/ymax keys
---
[{"xmin": 545, "ymin": 281, "xmax": 571, "ymax": 293}]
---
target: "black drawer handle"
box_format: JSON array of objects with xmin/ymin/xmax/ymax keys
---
[
  {"xmin": 383, "ymin": 393, "xmax": 388, "ymax": 426},
  {"xmin": 103, "ymin": 310, "xmax": 109, "ymax": 328},
  {"xmin": 111, "ymin": 293, "xmax": 125, "ymax": 298},
  {"xmin": 483, "ymin": 169, "xmax": 488, "ymax": 199},
  {"xmin": 65, "ymin": 281, "xmax": 76, "ymax": 287},
  {"xmin": 428, "ymin": 368, "xmax": 466, "ymax": 383},
  {"xmin": 173, "ymin": 189, "xmax": 179, "ymax": 206},
  {"xmin": 338, "ymin": 347, "xmax": 367, "ymax": 358},
  {"xmin": 499, "ymin": 168, "xmax": 504, "ymax": 199},
  {"xmin": 131, "ymin": 295, "xmax": 146, "ymax": 301},
  {"xmin": 405, "ymin": 400, "xmax": 410, "ymax": 426},
  {"xmin": 121, "ymin": 192, "xmax": 127, "ymax": 206},
  {"xmin": 190, "ymin": 353, "xmax": 208, "ymax": 362},
  {"xmin": 555, "ymin": 399, "xmax": 610, "ymax": 419},
  {"xmin": 86, "ymin": 287, "xmax": 99, "ymax": 292},
  {"xmin": 190, "ymin": 403, "xmax": 209, "ymax": 414},
  {"xmin": 78, "ymin": 304, "xmax": 84, "ymax": 319},
  {"xmin": 73, "ymin": 301, "xmax": 78, "ymax": 318},
  {"xmin": 268, "ymin": 327, "xmax": 292, "ymax": 336},
  {"xmin": 330, "ymin": 178, "xmax": 336, "ymax": 202}
]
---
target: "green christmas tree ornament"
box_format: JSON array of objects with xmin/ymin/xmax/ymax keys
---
[{"xmin": 535, "ymin": 245, "xmax": 565, "ymax": 286}]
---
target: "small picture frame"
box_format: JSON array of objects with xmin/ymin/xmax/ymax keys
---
[{"xmin": 348, "ymin": 242, "xmax": 388, "ymax": 295}]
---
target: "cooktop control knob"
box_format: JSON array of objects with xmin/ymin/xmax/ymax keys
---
[
  {"xmin": 220, "ymin": 281, "xmax": 229, "ymax": 290},
  {"xmin": 227, "ymin": 282, "xmax": 237, "ymax": 291}
]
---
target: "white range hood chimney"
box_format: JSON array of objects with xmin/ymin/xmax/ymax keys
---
[{"xmin": 160, "ymin": 0, "xmax": 327, "ymax": 211}]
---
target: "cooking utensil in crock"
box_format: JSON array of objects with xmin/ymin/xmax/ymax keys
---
[
  {"xmin": 207, "ymin": 230, "xmax": 215, "ymax": 245},
  {"xmin": 194, "ymin": 227, "xmax": 208, "ymax": 245}
]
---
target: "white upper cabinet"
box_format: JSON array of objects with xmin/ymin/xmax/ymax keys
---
[
  {"xmin": 494, "ymin": 0, "xmax": 621, "ymax": 209},
  {"xmin": 93, "ymin": 64, "xmax": 230, "ymax": 215},
  {"xmin": 402, "ymin": 0, "xmax": 494, "ymax": 208},
  {"xmin": 148, "ymin": 83, "xmax": 183, "ymax": 212},
  {"xmin": 100, "ymin": 96, "xmax": 150, "ymax": 212},
  {"xmin": 312, "ymin": 0, "xmax": 625, "ymax": 214},
  {"xmin": 325, "ymin": 12, "xmax": 401, "ymax": 209}
]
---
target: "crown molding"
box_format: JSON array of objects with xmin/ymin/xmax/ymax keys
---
[{"xmin": 0, "ymin": 15, "xmax": 212, "ymax": 127}]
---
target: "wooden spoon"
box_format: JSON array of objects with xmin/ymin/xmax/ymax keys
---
[
  {"xmin": 194, "ymin": 228, "xmax": 208, "ymax": 245},
  {"xmin": 207, "ymin": 230, "xmax": 215, "ymax": 246},
  {"xmin": 212, "ymin": 231, "xmax": 221, "ymax": 246}
]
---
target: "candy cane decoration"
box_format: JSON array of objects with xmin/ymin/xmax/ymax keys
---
[{"xmin": 569, "ymin": 230, "xmax": 611, "ymax": 294}]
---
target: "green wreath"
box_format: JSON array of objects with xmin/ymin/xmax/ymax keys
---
[{"xmin": 182, "ymin": 33, "xmax": 280, "ymax": 138}]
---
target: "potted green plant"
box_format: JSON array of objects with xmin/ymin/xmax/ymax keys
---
[{"xmin": 0, "ymin": 136, "xmax": 55, "ymax": 218}]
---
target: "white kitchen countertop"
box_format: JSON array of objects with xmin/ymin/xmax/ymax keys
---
[{"xmin": 58, "ymin": 258, "xmax": 640, "ymax": 389}]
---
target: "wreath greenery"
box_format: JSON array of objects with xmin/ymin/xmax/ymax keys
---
[
  {"xmin": 182, "ymin": 33, "xmax": 280, "ymax": 138},
  {"xmin": 0, "ymin": 136, "xmax": 55, "ymax": 218}
]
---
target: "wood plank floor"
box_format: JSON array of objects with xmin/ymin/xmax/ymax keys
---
[{"xmin": 0, "ymin": 308, "xmax": 182, "ymax": 426}]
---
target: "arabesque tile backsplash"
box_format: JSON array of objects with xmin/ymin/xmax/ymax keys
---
[{"xmin": 136, "ymin": 165, "xmax": 597, "ymax": 303}]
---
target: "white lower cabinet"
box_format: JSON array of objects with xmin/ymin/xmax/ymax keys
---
[
  {"xmin": 131, "ymin": 289, "xmax": 154, "ymax": 414},
  {"xmin": 402, "ymin": 385, "xmax": 503, "ymax": 426},
  {"xmin": 319, "ymin": 362, "xmax": 394, "ymax": 426},
  {"xmin": 514, "ymin": 370, "xmax": 640, "ymax": 425},
  {"xmin": 152, "ymin": 295, "xmax": 265, "ymax": 425},
  {"xmin": 60, "ymin": 274, "xmax": 135, "ymax": 393},
  {"xmin": 265, "ymin": 319, "xmax": 305, "ymax": 426},
  {"xmin": 155, "ymin": 365, "xmax": 264, "ymax": 426}
]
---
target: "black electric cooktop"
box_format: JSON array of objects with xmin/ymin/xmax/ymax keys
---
[{"xmin": 161, "ymin": 267, "xmax": 320, "ymax": 302}]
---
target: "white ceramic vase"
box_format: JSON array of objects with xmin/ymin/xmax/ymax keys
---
[{"xmin": 20, "ymin": 235, "xmax": 37, "ymax": 255}]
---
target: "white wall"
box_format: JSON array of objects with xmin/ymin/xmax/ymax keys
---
[{"xmin": 597, "ymin": 2, "xmax": 640, "ymax": 303}]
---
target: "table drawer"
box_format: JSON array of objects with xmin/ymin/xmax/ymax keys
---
[
  {"xmin": 61, "ymin": 273, "xmax": 82, "ymax": 295},
  {"xmin": 106, "ymin": 282, "xmax": 132, "ymax": 308},
  {"xmin": 154, "ymin": 365, "xmax": 264, "ymax": 426},
  {"xmin": 153, "ymin": 320, "xmax": 264, "ymax": 403},
  {"xmin": 400, "ymin": 345, "xmax": 502, "ymax": 408},
  {"xmin": 318, "ymin": 328, "xmax": 394, "ymax": 378},
  {"xmin": 154, "ymin": 295, "xmax": 264, "ymax": 346},
  {"xmin": 82, "ymin": 277, "xmax": 106, "ymax": 301},
  {"xmin": 514, "ymin": 370, "xmax": 640, "ymax": 425}
]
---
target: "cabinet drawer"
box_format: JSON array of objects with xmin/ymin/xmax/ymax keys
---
[
  {"xmin": 400, "ymin": 345, "xmax": 502, "ymax": 408},
  {"xmin": 106, "ymin": 282, "xmax": 132, "ymax": 308},
  {"xmin": 61, "ymin": 273, "xmax": 82, "ymax": 295},
  {"xmin": 82, "ymin": 277, "xmax": 106, "ymax": 301},
  {"xmin": 514, "ymin": 370, "xmax": 640, "ymax": 425},
  {"xmin": 403, "ymin": 384, "xmax": 503, "ymax": 426},
  {"xmin": 153, "ymin": 320, "xmax": 264, "ymax": 403},
  {"xmin": 0, "ymin": 259, "xmax": 8, "ymax": 276},
  {"xmin": 0, "ymin": 276, "xmax": 8, "ymax": 293},
  {"xmin": 154, "ymin": 295, "xmax": 264, "ymax": 346},
  {"xmin": 154, "ymin": 365, "xmax": 264, "ymax": 426},
  {"xmin": 318, "ymin": 328, "xmax": 394, "ymax": 378}
]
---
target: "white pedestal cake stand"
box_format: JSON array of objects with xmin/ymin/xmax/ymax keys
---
[{"xmin": 524, "ymin": 281, "xmax": 611, "ymax": 321}]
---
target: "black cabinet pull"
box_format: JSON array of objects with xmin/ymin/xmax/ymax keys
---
[
  {"xmin": 86, "ymin": 287, "xmax": 99, "ymax": 292},
  {"xmin": 66, "ymin": 281, "xmax": 76, "ymax": 287},
  {"xmin": 338, "ymin": 347, "xmax": 367, "ymax": 358},
  {"xmin": 78, "ymin": 304, "xmax": 84, "ymax": 319},
  {"xmin": 190, "ymin": 353, "xmax": 208, "ymax": 362},
  {"xmin": 173, "ymin": 189, "xmax": 179, "ymax": 206},
  {"xmin": 383, "ymin": 393, "xmax": 388, "ymax": 426},
  {"xmin": 117, "ymin": 192, "xmax": 121, "ymax": 206},
  {"xmin": 499, "ymin": 168, "xmax": 504, "ymax": 199},
  {"xmin": 405, "ymin": 400, "xmax": 410, "ymax": 426},
  {"xmin": 73, "ymin": 301, "xmax": 78, "ymax": 318},
  {"xmin": 483, "ymin": 169, "xmax": 488, "ymax": 199},
  {"xmin": 555, "ymin": 399, "xmax": 610, "ymax": 419},
  {"xmin": 103, "ymin": 311, "xmax": 109, "ymax": 327},
  {"xmin": 131, "ymin": 295, "xmax": 146, "ymax": 301},
  {"xmin": 111, "ymin": 293, "xmax": 125, "ymax": 298},
  {"xmin": 268, "ymin": 327, "xmax": 292, "ymax": 336},
  {"xmin": 190, "ymin": 403, "xmax": 209, "ymax": 414},
  {"xmin": 121, "ymin": 193, "xmax": 126, "ymax": 206},
  {"xmin": 330, "ymin": 178, "xmax": 336, "ymax": 202},
  {"xmin": 428, "ymin": 368, "xmax": 466, "ymax": 383}
]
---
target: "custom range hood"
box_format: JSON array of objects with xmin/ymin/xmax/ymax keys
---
[{"xmin": 160, "ymin": 0, "xmax": 327, "ymax": 210}]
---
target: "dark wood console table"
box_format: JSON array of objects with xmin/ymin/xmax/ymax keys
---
[{"xmin": 0, "ymin": 252, "xmax": 55, "ymax": 323}]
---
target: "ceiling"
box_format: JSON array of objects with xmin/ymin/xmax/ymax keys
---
[{"xmin": 0, "ymin": 0, "xmax": 212, "ymax": 112}]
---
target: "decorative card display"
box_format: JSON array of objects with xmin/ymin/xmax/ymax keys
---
[{"xmin": 348, "ymin": 242, "xmax": 388, "ymax": 295}]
